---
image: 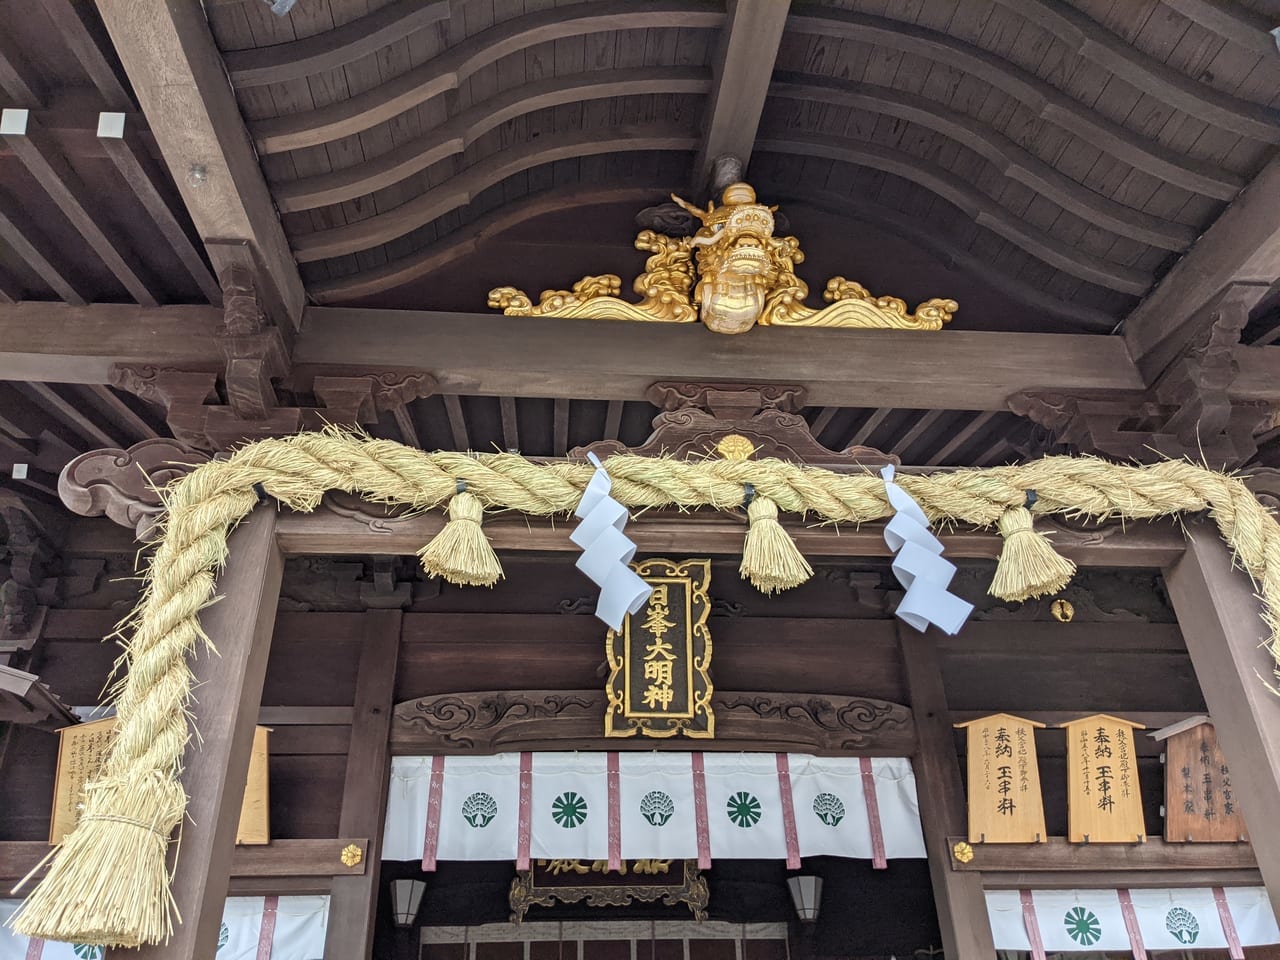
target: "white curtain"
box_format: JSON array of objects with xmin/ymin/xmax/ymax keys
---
[
  {"xmin": 384, "ymin": 752, "xmax": 926, "ymax": 862},
  {"xmin": 985, "ymin": 888, "xmax": 1280, "ymax": 951},
  {"xmin": 0, "ymin": 897, "xmax": 328, "ymax": 959}
]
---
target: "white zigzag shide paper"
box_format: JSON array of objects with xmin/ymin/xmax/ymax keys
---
[
  {"xmin": 880, "ymin": 465, "xmax": 973, "ymax": 635},
  {"xmin": 570, "ymin": 453, "xmax": 652, "ymax": 631}
]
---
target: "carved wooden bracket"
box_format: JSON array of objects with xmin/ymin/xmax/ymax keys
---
[
  {"xmin": 58, "ymin": 438, "xmax": 210, "ymax": 539},
  {"xmin": 0, "ymin": 491, "xmax": 68, "ymax": 657},
  {"xmin": 573, "ymin": 381, "xmax": 898, "ymax": 466},
  {"xmin": 390, "ymin": 689, "xmax": 915, "ymax": 755},
  {"xmin": 1009, "ymin": 301, "xmax": 1274, "ymax": 467},
  {"xmin": 108, "ymin": 364, "xmax": 437, "ymax": 452}
]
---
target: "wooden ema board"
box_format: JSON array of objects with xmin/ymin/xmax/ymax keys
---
[
  {"xmin": 50, "ymin": 718, "xmax": 271, "ymax": 845},
  {"xmin": 1161, "ymin": 721, "xmax": 1249, "ymax": 843},
  {"xmin": 954, "ymin": 713, "xmax": 1047, "ymax": 843},
  {"xmin": 1060, "ymin": 714, "xmax": 1146, "ymax": 843}
]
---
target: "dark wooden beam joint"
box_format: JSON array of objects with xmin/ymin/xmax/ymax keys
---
[{"xmin": 1008, "ymin": 307, "xmax": 1276, "ymax": 468}]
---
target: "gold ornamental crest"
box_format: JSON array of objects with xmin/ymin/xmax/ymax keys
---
[{"xmin": 488, "ymin": 182, "xmax": 957, "ymax": 335}]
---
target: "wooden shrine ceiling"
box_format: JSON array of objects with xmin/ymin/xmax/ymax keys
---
[
  {"xmin": 2, "ymin": 0, "xmax": 1280, "ymax": 504},
  {"xmin": 201, "ymin": 0, "xmax": 1280, "ymax": 328}
]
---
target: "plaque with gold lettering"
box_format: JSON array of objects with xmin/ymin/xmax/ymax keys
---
[{"xmin": 605, "ymin": 558, "xmax": 713, "ymax": 738}]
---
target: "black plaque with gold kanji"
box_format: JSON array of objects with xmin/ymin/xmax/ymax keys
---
[{"xmin": 605, "ymin": 558, "xmax": 713, "ymax": 738}]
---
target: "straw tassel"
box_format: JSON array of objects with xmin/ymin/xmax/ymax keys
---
[
  {"xmin": 989, "ymin": 491, "xmax": 1075, "ymax": 602},
  {"xmin": 417, "ymin": 483, "xmax": 504, "ymax": 587},
  {"xmin": 738, "ymin": 484, "xmax": 813, "ymax": 594}
]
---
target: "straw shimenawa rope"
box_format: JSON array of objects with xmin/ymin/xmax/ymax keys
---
[{"xmin": 11, "ymin": 429, "xmax": 1280, "ymax": 946}]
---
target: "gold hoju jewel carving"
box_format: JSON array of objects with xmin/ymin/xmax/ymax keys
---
[
  {"xmin": 606, "ymin": 558, "xmax": 714, "ymax": 738},
  {"xmin": 488, "ymin": 182, "xmax": 958, "ymax": 335}
]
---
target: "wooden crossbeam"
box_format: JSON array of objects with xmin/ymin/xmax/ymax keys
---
[
  {"xmin": 94, "ymin": 0, "xmax": 305, "ymax": 328},
  {"xmin": 11, "ymin": 304, "xmax": 1280, "ymax": 412},
  {"xmin": 692, "ymin": 0, "xmax": 791, "ymax": 191},
  {"xmin": 1124, "ymin": 154, "xmax": 1280, "ymax": 382}
]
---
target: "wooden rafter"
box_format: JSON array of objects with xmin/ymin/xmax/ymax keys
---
[
  {"xmin": 769, "ymin": 76, "xmax": 1196, "ymax": 252},
  {"xmin": 274, "ymin": 68, "xmax": 711, "ymax": 212},
  {"xmin": 692, "ymin": 0, "xmax": 791, "ymax": 192},
  {"xmin": 245, "ymin": 1, "xmax": 724, "ymax": 153},
  {"xmin": 785, "ymin": 9, "xmax": 1243, "ymax": 200},
  {"xmin": 97, "ymin": 113, "xmax": 220, "ymax": 304},
  {"xmin": 0, "ymin": 34, "xmax": 44, "ymax": 107},
  {"xmin": 0, "ymin": 196, "xmax": 86, "ymax": 304},
  {"xmin": 94, "ymin": 0, "xmax": 305, "ymax": 328},
  {"xmin": 290, "ymin": 126, "xmax": 698, "ymax": 263},
  {"xmin": 38, "ymin": 0, "xmax": 132, "ymax": 110},
  {"xmin": 1123, "ymin": 154, "xmax": 1280, "ymax": 382},
  {"xmin": 2, "ymin": 109, "xmax": 158, "ymax": 306}
]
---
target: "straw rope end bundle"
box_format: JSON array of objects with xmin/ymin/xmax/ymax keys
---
[
  {"xmin": 418, "ymin": 486, "xmax": 504, "ymax": 587},
  {"xmin": 989, "ymin": 499, "xmax": 1076, "ymax": 602},
  {"xmin": 739, "ymin": 492, "xmax": 813, "ymax": 594},
  {"xmin": 8, "ymin": 774, "xmax": 183, "ymax": 947}
]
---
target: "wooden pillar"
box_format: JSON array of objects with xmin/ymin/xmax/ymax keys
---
[
  {"xmin": 108, "ymin": 505, "xmax": 282, "ymax": 960},
  {"xmin": 323, "ymin": 609, "xmax": 403, "ymax": 960},
  {"xmin": 899, "ymin": 624, "xmax": 997, "ymax": 960},
  {"xmin": 1164, "ymin": 521, "xmax": 1280, "ymax": 918}
]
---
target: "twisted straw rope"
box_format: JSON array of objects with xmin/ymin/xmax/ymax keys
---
[{"xmin": 15, "ymin": 430, "xmax": 1280, "ymax": 946}]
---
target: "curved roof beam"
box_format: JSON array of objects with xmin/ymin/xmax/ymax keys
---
[
  {"xmin": 249, "ymin": 1, "xmax": 724, "ymax": 154},
  {"xmin": 757, "ymin": 134, "xmax": 1151, "ymax": 294},
  {"xmin": 308, "ymin": 183, "xmax": 673, "ymax": 303},
  {"xmin": 223, "ymin": 0, "xmax": 451, "ymax": 87},
  {"xmin": 770, "ymin": 75, "xmax": 1197, "ymax": 252},
  {"xmin": 290, "ymin": 127, "xmax": 699, "ymax": 262},
  {"xmin": 786, "ymin": 9, "xmax": 1245, "ymax": 200},
  {"xmin": 274, "ymin": 68, "xmax": 711, "ymax": 212},
  {"xmin": 292, "ymin": 122, "xmax": 1151, "ymax": 294},
  {"xmin": 1159, "ymin": 0, "xmax": 1280, "ymax": 58},
  {"xmin": 306, "ymin": 178, "xmax": 1119, "ymax": 331},
  {"xmin": 995, "ymin": 0, "xmax": 1280, "ymax": 142}
]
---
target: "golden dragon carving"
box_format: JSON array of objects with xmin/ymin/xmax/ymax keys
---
[{"xmin": 487, "ymin": 182, "xmax": 957, "ymax": 335}]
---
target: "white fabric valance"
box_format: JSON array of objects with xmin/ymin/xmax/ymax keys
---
[
  {"xmin": 383, "ymin": 752, "xmax": 926, "ymax": 867},
  {"xmin": 986, "ymin": 888, "xmax": 1279, "ymax": 953},
  {"xmin": 0, "ymin": 896, "xmax": 329, "ymax": 959}
]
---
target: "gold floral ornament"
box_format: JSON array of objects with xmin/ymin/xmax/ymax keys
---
[
  {"xmin": 487, "ymin": 182, "xmax": 957, "ymax": 335},
  {"xmin": 952, "ymin": 841, "xmax": 975, "ymax": 864},
  {"xmin": 340, "ymin": 844, "xmax": 364, "ymax": 868}
]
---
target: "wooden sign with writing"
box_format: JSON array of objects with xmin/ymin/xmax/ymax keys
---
[
  {"xmin": 50, "ymin": 717, "xmax": 271, "ymax": 845},
  {"xmin": 605, "ymin": 558, "xmax": 713, "ymax": 739},
  {"xmin": 1059, "ymin": 714, "xmax": 1146, "ymax": 844},
  {"xmin": 1154, "ymin": 718, "xmax": 1248, "ymax": 843},
  {"xmin": 954, "ymin": 713, "xmax": 1047, "ymax": 843}
]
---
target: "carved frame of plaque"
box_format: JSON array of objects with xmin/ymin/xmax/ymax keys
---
[
  {"xmin": 605, "ymin": 558, "xmax": 713, "ymax": 739},
  {"xmin": 509, "ymin": 860, "xmax": 709, "ymax": 923}
]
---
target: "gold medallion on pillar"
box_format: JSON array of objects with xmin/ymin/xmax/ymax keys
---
[{"xmin": 605, "ymin": 558, "xmax": 713, "ymax": 738}]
